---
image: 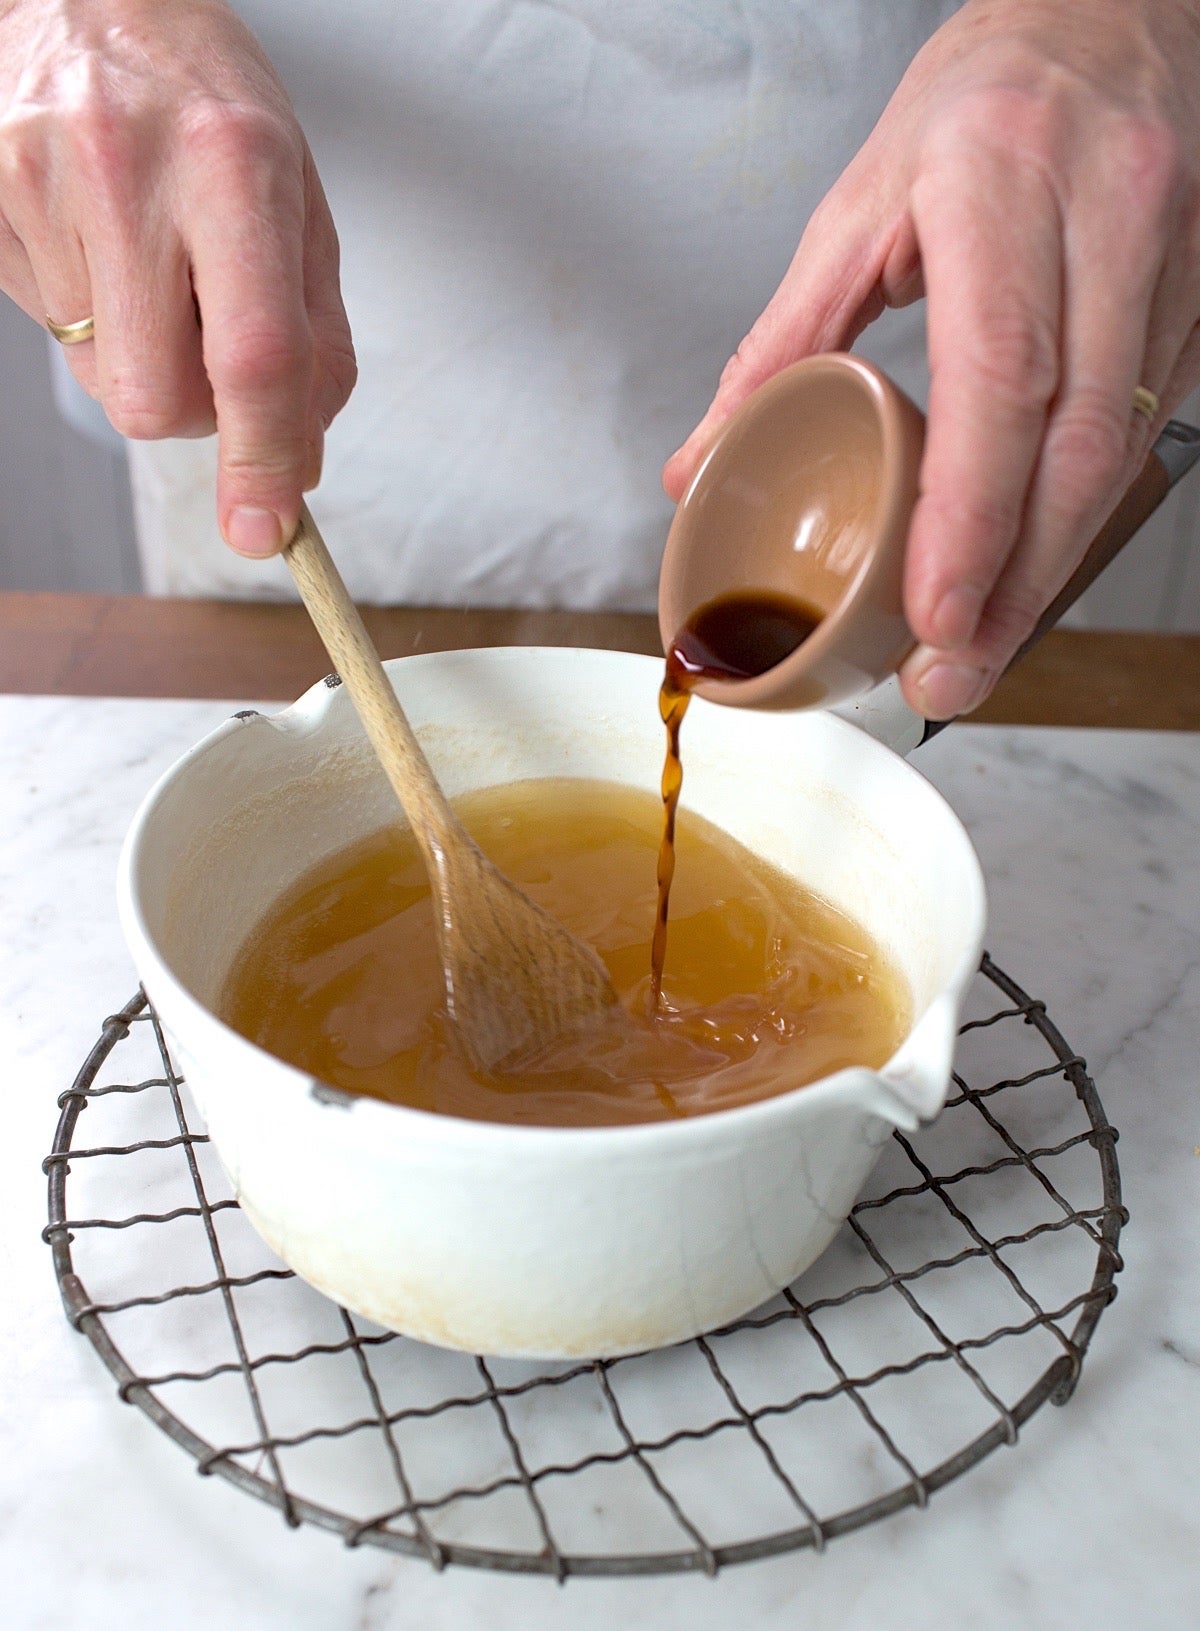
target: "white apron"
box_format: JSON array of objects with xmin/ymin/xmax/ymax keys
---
[{"xmin": 130, "ymin": 1, "xmax": 956, "ymax": 605}]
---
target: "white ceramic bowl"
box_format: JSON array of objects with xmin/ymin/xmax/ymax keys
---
[{"xmin": 118, "ymin": 648, "xmax": 985, "ymax": 1358}]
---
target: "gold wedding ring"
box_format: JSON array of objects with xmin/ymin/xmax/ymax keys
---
[
  {"xmin": 1132, "ymin": 385, "xmax": 1160, "ymax": 423},
  {"xmin": 46, "ymin": 313, "xmax": 95, "ymax": 346}
]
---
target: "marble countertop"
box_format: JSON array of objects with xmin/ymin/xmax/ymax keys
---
[{"xmin": 3, "ymin": 694, "xmax": 1198, "ymax": 1631}]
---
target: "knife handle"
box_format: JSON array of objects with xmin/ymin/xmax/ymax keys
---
[
  {"xmin": 1015, "ymin": 432, "xmax": 1181, "ymax": 660},
  {"xmin": 921, "ymin": 419, "xmax": 1200, "ymax": 741}
]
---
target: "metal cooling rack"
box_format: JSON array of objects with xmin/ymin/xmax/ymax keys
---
[{"xmin": 44, "ymin": 954, "xmax": 1124, "ymax": 1578}]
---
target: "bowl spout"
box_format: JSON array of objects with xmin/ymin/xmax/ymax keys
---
[{"xmin": 862, "ymin": 989, "xmax": 968, "ymax": 1130}]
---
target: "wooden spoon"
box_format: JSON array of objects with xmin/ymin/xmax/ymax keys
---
[{"xmin": 284, "ymin": 504, "xmax": 620, "ymax": 1072}]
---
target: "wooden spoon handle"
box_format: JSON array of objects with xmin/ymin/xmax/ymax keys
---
[{"xmin": 284, "ymin": 504, "xmax": 458, "ymax": 853}]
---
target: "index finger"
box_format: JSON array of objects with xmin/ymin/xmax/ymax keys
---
[
  {"xmin": 183, "ymin": 108, "xmax": 314, "ymax": 557},
  {"xmin": 904, "ymin": 143, "xmax": 1064, "ymax": 658}
]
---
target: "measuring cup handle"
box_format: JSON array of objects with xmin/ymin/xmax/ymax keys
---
[{"xmin": 841, "ymin": 420, "xmax": 1200, "ymax": 755}]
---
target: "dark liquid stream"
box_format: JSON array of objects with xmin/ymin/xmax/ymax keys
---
[{"xmin": 652, "ymin": 590, "xmax": 823, "ymax": 1005}]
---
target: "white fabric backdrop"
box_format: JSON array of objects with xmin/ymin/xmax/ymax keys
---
[{"xmin": 130, "ymin": 1, "xmax": 957, "ymax": 605}]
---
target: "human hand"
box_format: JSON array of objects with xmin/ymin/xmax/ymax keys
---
[
  {"xmin": 663, "ymin": 0, "xmax": 1200, "ymax": 718},
  {"xmin": 0, "ymin": 0, "xmax": 356, "ymax": 557}
]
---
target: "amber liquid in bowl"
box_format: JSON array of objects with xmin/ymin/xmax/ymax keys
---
[
  {"xmin": 222, "ymin": 776, "xmax": 908, "ymax": 1128},
  {"xmin": 224, "ymin": 592, "xmax": 907, "ymax": 1128}
]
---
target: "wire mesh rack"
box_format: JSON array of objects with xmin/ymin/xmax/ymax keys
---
[{"xmin": 44, "ymin": 953, "xmax": 1124, "ymax": 1579}]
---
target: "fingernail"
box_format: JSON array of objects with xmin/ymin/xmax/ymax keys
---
[
  {"xmin": 226, "ymin": 505, "xmax": 283, "ymax": 558},
  {"xmin": 931, "ymin": 584, "xmax": 986, "ymax": 648},
  {"xmin": 303, "ymin": 441, "xmax": 324, "ymax": 492},
  {"xmin": 917, "ymin": 662, "xmax": 991, "ymax": 720}
]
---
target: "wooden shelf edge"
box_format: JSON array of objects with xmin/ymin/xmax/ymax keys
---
[{"xmin": 1, "ymin": 594, "xmax": 1197, "ymax": 730}]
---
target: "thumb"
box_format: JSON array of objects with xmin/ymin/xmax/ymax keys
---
[{"xmin": 662, "ymin": 197, "xmax": 890, "ymax": 503}]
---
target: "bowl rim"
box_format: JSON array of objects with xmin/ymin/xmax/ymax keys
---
[{"xmin": 117, "ymin": 645, "xmax": 986, "ymax": 1154}]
